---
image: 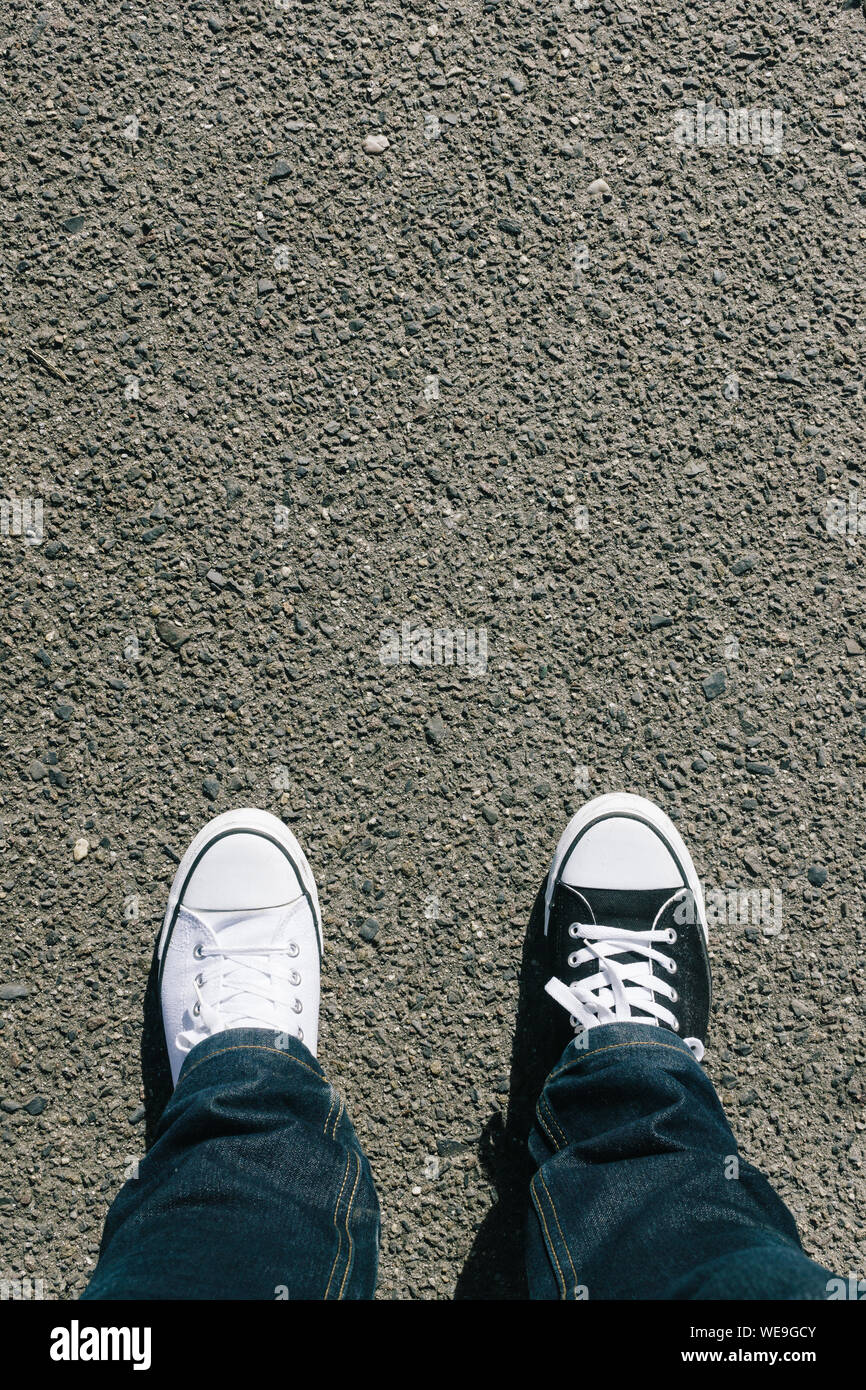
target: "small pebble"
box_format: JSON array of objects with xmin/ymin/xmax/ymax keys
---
[
  {"xmin": 156, "ymin": 616, "xmax": 191, "ymax": 651},
  {"xmin": 425, "ymin": 714, "xmax": 447, "ymax": 747}
]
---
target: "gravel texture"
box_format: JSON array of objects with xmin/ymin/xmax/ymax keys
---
[{"xmin": 1, "ymin": 0, "xmax": 865, "ymax": 1300}]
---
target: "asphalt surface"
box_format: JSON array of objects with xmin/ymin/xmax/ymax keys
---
[{"xmin": 1, "ymin": 0, "xmax": 865, "ymax": 1300}]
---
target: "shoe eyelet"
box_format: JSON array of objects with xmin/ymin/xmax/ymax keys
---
[
  {"xmin": 668, "ymin": 929, "xmax": 677, "ymax": 944},
  {"xmin": 195, "ymin": 974, "xmax": 204, "ymax": 987},
  {"xmin": 568, "ymin": 951, "xmax": 580, "ymax": 968},
  {"xmin": 668, "ymin": 959, "xmax": 677, "ymax": 974},
  {"xmin": 288, "ymin": 942, "xmax": 300, "ymax": 958},
  {"xmin": 671, "ymin": 1018, "xmax": 680, "ymax": 1031},
  {"xmin": 569, "ymin": 924, "xmax": 580, "ymax": 939},
  {"xmin": 193, "ymin": 944, "xmax": 204, "ymax": 960},
  {"xmin": 193, "ymin": 1002, "xmax": 201, "ymax": 1017},
  {"xmin": 670, "ymin": 989, "xmax": 678, "ymax": 1004},
  {"xmin": 289, "ymin": 970, "xmax": 301, "ymax": 986},
  {"xmin": 297, "ymin": 1028, "xmax": 304, "ymax": 1043},
  {"xmin": 292, "ymin": 999, "xmax": 303, "ymax": 1014}
]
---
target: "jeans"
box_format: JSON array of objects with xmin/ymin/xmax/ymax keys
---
[
  {"xmin": 82, "ymin": 1031, "xmax": 379, "ymax": 1301},
  {"xmin": 525, "ymin": 1023, "xmax": 833, "ymax": 1300},
  {"xmin": 83, "ymin": 1023, "xmax": 834, "ymax": 1300}
]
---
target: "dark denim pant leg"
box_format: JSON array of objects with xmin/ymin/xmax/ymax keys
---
[
  {"xmin": 82, "ymin": 1030, "xmax": 379, "ymax": 1301},
  {"xmin": 526, "ymin": 1022, "xmax": 836, "ymax": 1301}
]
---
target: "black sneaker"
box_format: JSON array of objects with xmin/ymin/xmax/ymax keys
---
[{"xmin": 543, "ymin": 793, "xmax": 711, "ymax": 1060}]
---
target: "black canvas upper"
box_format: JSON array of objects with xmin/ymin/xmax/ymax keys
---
[{"xmin": 546, "ymin": 877, "xmax": 712, "ymax": 1053}]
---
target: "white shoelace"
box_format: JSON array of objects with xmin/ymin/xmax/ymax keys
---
[
  {"xmin": 176, "ymin": 908, "xmax": 307, "ymax": 1050},
  {"xmin": 545, "ymin": 888, "xmax": 704, "ymax": 1061}
]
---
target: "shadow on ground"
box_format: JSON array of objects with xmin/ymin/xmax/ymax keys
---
[
  {"xmin": 141, "ymin": 944, "xmax": 173, "ymax": 1149},
  {"xmin": 455, "ymin": 878, "xmax": 559, "ymax": 1300}
]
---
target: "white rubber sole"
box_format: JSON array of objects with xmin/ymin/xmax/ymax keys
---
[
  {"xmin": 544, "ymin": 792, "xmax": 708, "ymax": 941},
  {"xmin": 156, "ymin": 807, "xmax": 322, "ymax": 968}
]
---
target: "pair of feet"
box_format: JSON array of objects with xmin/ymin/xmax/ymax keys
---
[{"xmin": 158, "ymin": 793, "xmax": 711, "ymax": 1086}]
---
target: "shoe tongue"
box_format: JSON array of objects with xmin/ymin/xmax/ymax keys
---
[
  {"xmin": 568, "ymin": 885, "xmax": 679, "ymax": 1023},
  {"xmin": 196, "ymin": 908, "xmax": 287, "ymax": 1030},
  {"xmin": 573, "ymin": 885, "xmax": 678, "ymax": 928},
  {"xmin": 197, "ymin": 905, "xmax": 285, "ymax": 944}
]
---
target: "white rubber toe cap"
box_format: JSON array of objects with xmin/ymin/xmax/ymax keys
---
[
  {"xmin": 561, "ymin": 815, "xmax": 682, "ymax": 891},
  {"xmin": 183, "ymin": 831, "xmax": 306, "ymax": 912}
]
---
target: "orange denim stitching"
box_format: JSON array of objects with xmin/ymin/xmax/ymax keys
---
[
  {"xmin": 323, "ymin": 1089, "xmax": 337, "ymax": 1138},
  {"xmin": 530, "ymin": 1174, "xmax": 567, "ymax": 1298},
  {"xmin": 330, "ymin": 1096, "xmax": 345, "ymax": 1142},
  {"xmin": 539, "ymin": 1093, "xmax": 569, "ymax": 1150},
  {"xmin": 324, "ymin": 1153, "xmax": 352, "ymax": 1300},
  {"xmin": 534, "ymin": 1102, "xmax": 559, "ymax": 1151},
  {"xmin": 535, "ymin": 1096, "xmax": 564, "ymax": 1152},
  {"xmin": 538, "ymin": 1169, "xmax": 580, "ymax": 1298},
  {"xmin": 337, "ymin": 1152, "xmax": 363, "ymax": 1301},
  {"xmin": 183, "ymin": 1044, "xmax": 321, "ymax": 1083}
]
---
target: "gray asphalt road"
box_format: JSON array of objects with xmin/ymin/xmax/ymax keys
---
[{"xmin": 1, "ymin": 0, "xmax": 865, "ymax": 1299}]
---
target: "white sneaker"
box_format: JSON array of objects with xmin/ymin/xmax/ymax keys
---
[{"xmin": 157, "ymin": 808, "xmax": 322, "ymax": 1085}]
